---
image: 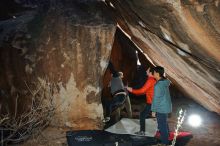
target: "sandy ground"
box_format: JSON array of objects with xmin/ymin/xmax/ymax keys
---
[{"xmin": 12, "ymin": 96, "xmax": 220, "ymax": 146}]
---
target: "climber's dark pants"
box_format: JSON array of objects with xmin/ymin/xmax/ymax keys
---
[{"xmin": 106, "ymin": 94, "xmax": 126, "ymax": 117}]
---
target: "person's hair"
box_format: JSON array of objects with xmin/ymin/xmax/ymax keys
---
[
  {"xmin": 154, "ymin": 66, "xmax": 165, "ymax": 77},
  {"xmin": 148, "ymin": 67, "xmax": 154, "ymax": 74},
  {"xmin": 112, "ymin": 71, "xmax": 123, "ymax": 77}
]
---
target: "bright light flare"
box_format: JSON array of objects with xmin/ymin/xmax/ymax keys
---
[{"xmin": 188, "ymin": 114, "xmax": 202, "ymax": 127}]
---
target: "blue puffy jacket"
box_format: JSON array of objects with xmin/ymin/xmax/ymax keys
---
[{"xmin": 151, "ymin": 78, "xmax": 172, "ymax": 114}]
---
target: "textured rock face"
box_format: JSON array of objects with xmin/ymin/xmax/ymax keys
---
[
  {"xmin": 102, "ymin": 29, "xmax": 138, "ymax": 93},
  {"xmin": 101, "ymin": 29, "xmax": 138, "ymax": 118},
  {"xmin": 44, "ymin": 21, "xmax": 115, "ymax": 129},
  {"xmin": 105, "ymin": 0, "xmax": 220, "ymax": 113},
  {"xmin": 0, "ymin": 1, "xmax": 115, "ymax": 129}
]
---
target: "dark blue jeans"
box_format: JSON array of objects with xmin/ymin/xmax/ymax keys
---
[
  {"xmin": 140, "ymin": 103, "xmax": 151, "ymax": 132},
  {"xmin": 106, "ymin": 94, "xmax": 126, "ymax": 117},
  {"xmin": 156, "ymin": 113, "xmax": 169, "ymax": 145}
]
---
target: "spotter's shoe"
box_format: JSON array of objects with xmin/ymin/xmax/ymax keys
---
[{"xmin": 102, "ymin": 117, "xmax": 110, "ymax": 123}]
